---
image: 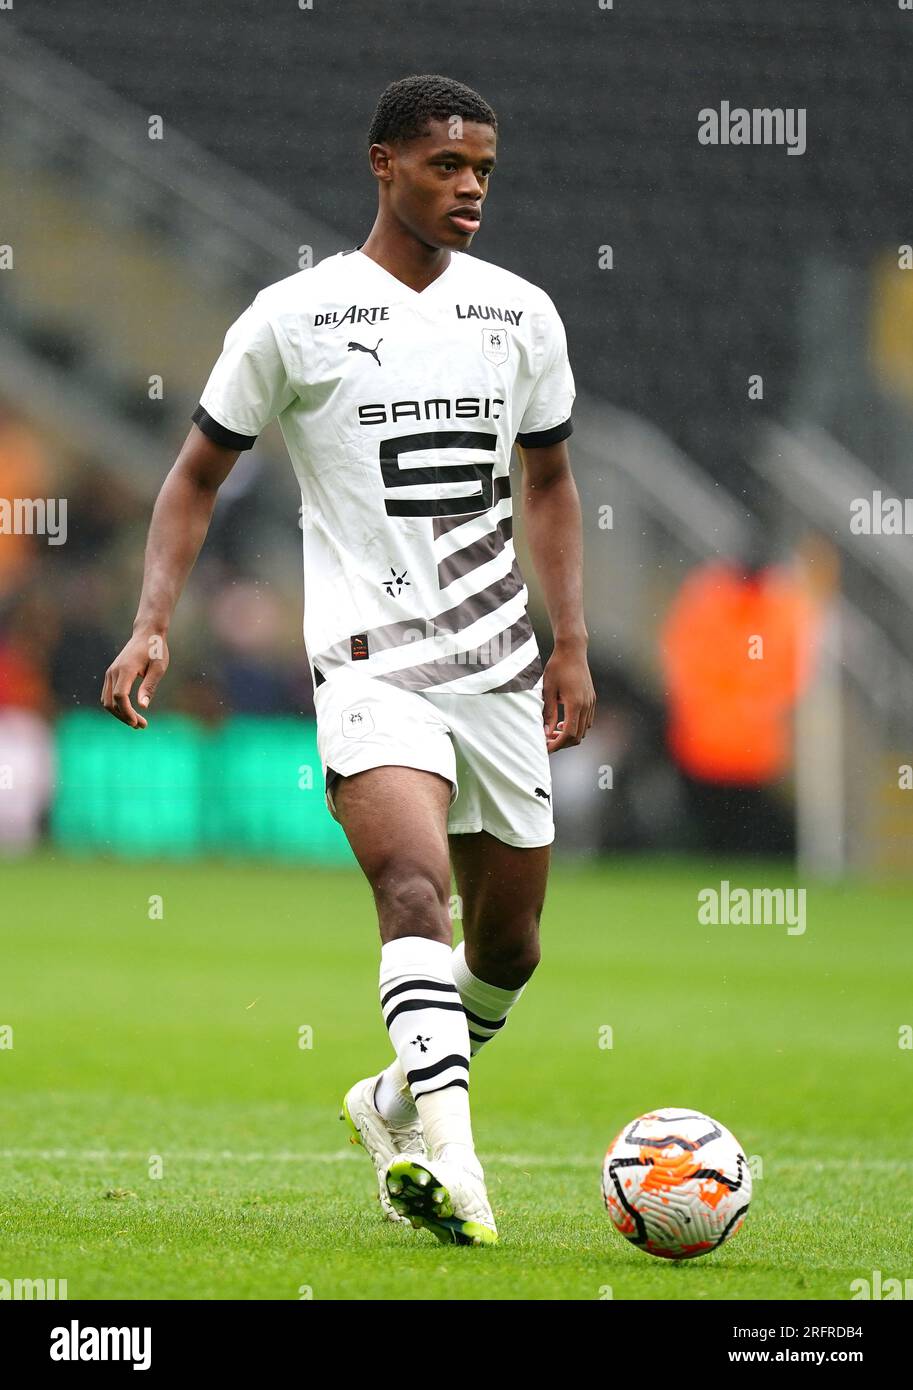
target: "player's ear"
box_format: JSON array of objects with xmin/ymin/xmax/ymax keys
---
[{"xmin": 369, "ymin": 143, "xmax": 393, "ymax": 181}]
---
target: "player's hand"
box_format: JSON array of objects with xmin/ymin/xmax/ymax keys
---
[
  {"xmin": 542, "ymin": 641, "xmax": 596, "ymax": 753},
  {"xmin": 101, "ymin": 630, "xmax": 170, "ymax": 729}
]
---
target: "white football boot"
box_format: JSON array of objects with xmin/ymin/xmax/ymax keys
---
[
  {"xmin": 340, "ymin": 1075, "xmax": 426, "ymax": 1224},
  {"xmin": 384, "ymin": 1144, "xmax": 499, "ymax": 1246}
]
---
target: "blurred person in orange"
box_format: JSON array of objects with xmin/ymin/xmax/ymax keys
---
[
  {"xmin": 0, "ymin": 586, "xmax": 58, "ymax": 852},
  {"xmin": 659, "ymin": 534, "xmax": 836, "ymax": 849},
  {"xmin": 0, "ymin": 404, "xmax": 52, "ymax": 600}
]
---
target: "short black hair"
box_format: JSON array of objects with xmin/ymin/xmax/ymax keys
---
[{"xmin": 368, "ymin": 74, "xmax": 498, "ymax": 147}]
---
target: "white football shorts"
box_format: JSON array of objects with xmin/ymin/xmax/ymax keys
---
[{"xmin": 313, "ymin": 671, "xmax": 554, "ymax": 848}]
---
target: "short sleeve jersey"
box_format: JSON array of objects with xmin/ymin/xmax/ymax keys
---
[{"xmin": 192, "ymin": 247, "xmax": 575, "ymax": 694}]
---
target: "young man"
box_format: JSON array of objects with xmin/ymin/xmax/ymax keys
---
[{"xmin": 102, "ymin": 74, "xmax": 595, "ymax": 1246}]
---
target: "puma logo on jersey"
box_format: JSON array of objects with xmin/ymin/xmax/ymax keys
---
[
  {"xmin": 456, "ymin": 304, "xmax": 524, "ymax": 326},
  {"xmin": 534, "ymin": 786, "xmax": 551, "ymax": 803},
  {"xmin": 348, "ymin": 338, "xmax": 383, "ymax": 366}
]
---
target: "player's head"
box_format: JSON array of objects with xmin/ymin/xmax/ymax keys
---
[{"xmin": 367, "ymin": 74, "xmax": 498, "ymax": 251}]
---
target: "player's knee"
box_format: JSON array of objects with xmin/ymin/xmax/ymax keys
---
[
  {"xmin": 373, "ymin": 863, "xmax": 452, "ymax": 942},
  {"xmin": 507, "ymin": 936, "xmax": 541, "ymax": 984},
  {"xmin": 472, "ymin": 926, "xmax": 541, "ymax": 986}
]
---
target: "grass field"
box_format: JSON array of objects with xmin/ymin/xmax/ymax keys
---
[{"xmin": 1, "ymin": 851, "xmax": 911, "ymax": 1301}]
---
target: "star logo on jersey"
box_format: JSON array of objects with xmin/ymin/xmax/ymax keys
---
[
  {"xmin": 383, "ymin": 567, "xmax": 410, "ymax": 598},
  {"xmin": 348, "ymin": 337, "xmax": 383, "ymax": 366},
  {"xmin": 481, "ymin": 328, "xmax": 509, "ymax": 365}
]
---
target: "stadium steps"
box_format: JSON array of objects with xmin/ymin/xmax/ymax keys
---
[{"xmin": 0, "ymin": 169, "xmax": 231, "ymax": 391}]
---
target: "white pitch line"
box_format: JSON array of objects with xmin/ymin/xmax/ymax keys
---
[{"xmin": 0, "ymin": 1149, "xmax": 909, "ymax": 1172}]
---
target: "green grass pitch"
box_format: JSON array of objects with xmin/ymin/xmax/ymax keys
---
[{"xmin": 1, "ymin": 852, "xmax": 911, "ymax": 1300}]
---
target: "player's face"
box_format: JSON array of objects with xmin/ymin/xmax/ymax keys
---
[{"xmin": 380, "ymin": 119, "xmax": 496, "ymax": 250}]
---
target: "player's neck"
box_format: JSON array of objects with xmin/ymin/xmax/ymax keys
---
[{"xmin": 358, "ymin": 219, "xmax": 453, "ymax": 294}]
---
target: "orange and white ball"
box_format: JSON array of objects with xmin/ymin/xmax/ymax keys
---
[{"xmin": 601, "ymin": 1108, "xmax": 751, "ymax": 1259}]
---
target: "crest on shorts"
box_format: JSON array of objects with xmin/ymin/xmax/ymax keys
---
[
  {"xmin": 481, "ymin": 328, "xmax": 509, "ymax": 364},
  {"xmin": 341, "ymin": 704, "xmax": 375, "ymax": 739}
]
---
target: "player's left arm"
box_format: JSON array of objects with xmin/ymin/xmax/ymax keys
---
[{"xmin": 517, "ymin": 439, "xmax": 596, "ymax": 752}]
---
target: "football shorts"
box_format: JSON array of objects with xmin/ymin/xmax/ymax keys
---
[{"xmin": 313, "ymin": 670, "xmax": 554, "ymax": 848}]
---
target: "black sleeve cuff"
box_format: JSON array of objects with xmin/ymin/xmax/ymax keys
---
[
  {"xmin": 515, "ymin": 417, "xmax": 573, "ymax": 449},
  {"xmin": 191, "ymin": 404, "xmax": 258, "ymax": 451}
]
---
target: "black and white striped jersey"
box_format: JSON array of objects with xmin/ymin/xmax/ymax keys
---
[{"xmin": 192, "ymin": 247, "xmax": 575, "ymax": 695}]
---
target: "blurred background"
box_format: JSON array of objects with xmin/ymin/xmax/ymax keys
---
[{"xmin": 1, "ymin": 0, "xmax": 912, "ymax": 874}]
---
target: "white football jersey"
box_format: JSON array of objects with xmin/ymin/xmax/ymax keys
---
[{"xmin": 192, "ymin": 247, "xmax": 575, "ymax": 695}]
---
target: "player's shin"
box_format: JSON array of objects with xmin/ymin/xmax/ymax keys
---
[
  {"xmin": 451, "ymin": 939, "xmax": 528, "ymax": 1056},
  {"xmin": 379, "ymin": 936, "xmax": 473, "ymax": 1157}
]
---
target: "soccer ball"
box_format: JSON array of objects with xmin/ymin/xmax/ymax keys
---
[{"xmin": 601, "ymin": 1107, "xmax": 751, "ymax": 1259}]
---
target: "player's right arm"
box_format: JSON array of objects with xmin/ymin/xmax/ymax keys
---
[{"xmin": 101, "ymin": 424, "xmax": 240, "ymax": 728}]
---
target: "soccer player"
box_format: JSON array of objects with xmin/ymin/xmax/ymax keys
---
[{"xmin": 101, "ymin": 74, "xmax": 596, "ymax": 1246}]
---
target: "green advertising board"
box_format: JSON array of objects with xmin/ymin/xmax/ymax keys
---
[{"xmin": 51, "ymin": 713, "xmax": 353, "ymax": 863}]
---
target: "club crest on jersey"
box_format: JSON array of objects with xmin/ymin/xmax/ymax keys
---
[{"xmin": 481, "ymin": 328, "xmax": 509, "ymax": 365}]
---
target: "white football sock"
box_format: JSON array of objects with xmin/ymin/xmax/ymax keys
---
[
  {"xmin": 451, "ymin": 938, "xmax": 528, "ymax": 1056},
  {"xmin": 379, "ymin": 936, "xmax": 473, "ymax": 1155},
  {"xmin": 374, "ymin": 939, "xmax": 530, "ymax": 1123},
  {"xmin": 373, "ymin": 1060, "xmax": 416, "ymax": 1126}
]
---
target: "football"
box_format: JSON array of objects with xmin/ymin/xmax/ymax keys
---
[{"xmin": 601, "ymin": 1108, "xmax": 752, "ymax": 1259}]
